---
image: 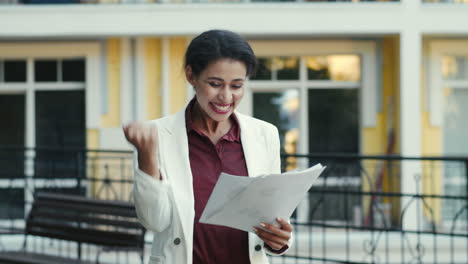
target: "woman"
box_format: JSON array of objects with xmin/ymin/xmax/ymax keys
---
[{"xmin": 124, "ymin": 30, "xmax": 292, "ymax": 264}]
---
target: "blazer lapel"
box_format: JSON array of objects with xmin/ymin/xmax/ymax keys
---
[
  {"xmin": 236, "ymin": 112, "xmax": 265, "ymax": 178},
  {"xmin": 161, "ymin": 109, "xmax": 194, "ymax": 256}
]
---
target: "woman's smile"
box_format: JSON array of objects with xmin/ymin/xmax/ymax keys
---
[{"xmin": 210, "ymin": 102, "xmax": 232, "ymax": 114}]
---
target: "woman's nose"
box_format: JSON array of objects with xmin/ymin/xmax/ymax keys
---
[{"xmin": 219, "ymin": 86, "xmax": 231, "ymax": 101}]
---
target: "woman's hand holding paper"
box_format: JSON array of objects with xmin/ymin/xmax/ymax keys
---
[{"xmin": 253, "ymin": 217, "xmax": 292, "ymax": 251}]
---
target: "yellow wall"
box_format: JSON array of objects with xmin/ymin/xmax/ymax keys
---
[
  {"xmin": 101, "ymin": 38, "xmax": 121, "ymax": 128},
  {"xmin": 86, "ymin": 129, "xmax": 99, "ymax": 150},
  {"xmin": 169, "ymin": 37, "xmax": 188, "ymax": 114},
  {"xmin": 145, "ymin": 38, "xmax": 162, "ymax": 120},
  {"xmin": 421, "ymin": 39, "xmax": 443, "ymax": 224},
  {"xmin": 362, "ymin": 36, "xmax": 401, "ymax": 225}
]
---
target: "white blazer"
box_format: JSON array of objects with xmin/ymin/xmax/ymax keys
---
[{"xmin": 133, "ymin": 106, "xmax": 288, "ymax": 264}]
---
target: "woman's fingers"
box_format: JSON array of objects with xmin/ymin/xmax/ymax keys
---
[
  {"xmin": 276, "ymin": 217, "xmax": 293, "ymax": 233},
  {"xmin": 122, "ymin": 122, "xmax": 158, "ymax": 152},
  {"xmin": 253, "ymin": 217, "xmax": 293, "ymax": 250},
  {"xmin": 253, "ymin": 227, "xmax": 287, "ymax": 250}
]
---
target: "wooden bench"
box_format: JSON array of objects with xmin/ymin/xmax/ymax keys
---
[{"xmin": 0, "ymin": 192, "xmax": 146, "ymax": 264}]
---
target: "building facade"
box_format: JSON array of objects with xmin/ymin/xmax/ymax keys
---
[{"xmin": 0, "ymin": 0, "xmax": 467, "ymax": 233}]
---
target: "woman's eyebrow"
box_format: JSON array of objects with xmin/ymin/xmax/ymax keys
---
[
  {"xmin": 206, "ymin": 77, "xmax": 245, "ymax": 82},
  {"xmin": 207, "ymin": 77, "xmax": 224, "ymax": 81}
]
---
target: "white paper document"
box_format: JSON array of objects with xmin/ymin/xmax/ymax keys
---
[{"xmin": 199, "ymin": 164, "xmax": 326, "ymax": 233}]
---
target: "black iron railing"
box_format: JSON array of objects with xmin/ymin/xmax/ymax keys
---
[{"xmin": 0, "ymin": 147, "xmax": 466, "ymax": 263}]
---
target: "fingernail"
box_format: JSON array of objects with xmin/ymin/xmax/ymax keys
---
[
  {"xmin": 260, "ymin": 223, "xmax": 266, "ymax": 228},
  {"xmin": 277, "ymin": 217, "xmax": 283, "ymax": 222},
  {"xmin": 252, "ymin": 227, "xmax": 258, "ymax": 233}
]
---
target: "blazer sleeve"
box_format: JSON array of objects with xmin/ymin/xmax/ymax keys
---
[{"xmin": 132, "ymin": 147, "xmax": 173, "ymax": 233}]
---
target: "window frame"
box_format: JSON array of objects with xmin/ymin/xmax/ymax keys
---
[{"xmin": 241, "ymin": 40, "xmax": 378, "ymax": 157}]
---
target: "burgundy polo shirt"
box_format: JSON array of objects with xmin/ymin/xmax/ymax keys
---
[{"xmin": 185, "ymin": 100, "xmax": 250, "ymax": 264}]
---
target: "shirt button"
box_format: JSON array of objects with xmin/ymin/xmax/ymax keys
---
[
  {"xmin": 173, "ymin": 238, "xmax": 181, "ymax": 245},
  {"xmin": 255, "ymin": 244, "xmax": 262, "ymax": 251}
]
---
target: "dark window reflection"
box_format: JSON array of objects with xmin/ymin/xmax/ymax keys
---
[
  {"xmin": 276, "ymin": 57, "xmax": 299, "ymax": 80},
  {"xmin": 0, "ymin": 189, "xmax": 24, "ymax": 219},
  {"xmin": 307, "ymin": 88, "xmax": 360, "ymax": 221},
  {"xmin": 4, "ymin": 60, "xmax": 27, "ymax": 83},
  {"xmin": 35, "ymin": 90, "xmax": 85, "ymax": 179},
  {"xmin": 308, "ymin": 89, "xmax": 359, "ymax": 153},
  {"xmin": 35, "ymin": 60, "xmax": 57, "ymax": 82},
  {"xmin": 252, "ymin": 58, "xmax": 272, "ymax": 80},
  {"xmin": 62, "ymin": 58, "xmax": 85, "ymax": 82},
  {"xmin": 253, "ymin": 90, "xmax": 299, "ymax": 171}
]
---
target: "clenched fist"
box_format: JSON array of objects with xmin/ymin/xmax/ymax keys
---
[{"xmin": 123, "ymin": 122, "xmax": 161, "ymax": 179}]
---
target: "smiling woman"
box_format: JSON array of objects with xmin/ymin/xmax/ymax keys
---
[{"xmin": 124, "ymin": 30, "xmax": 292, "ymax": 264}]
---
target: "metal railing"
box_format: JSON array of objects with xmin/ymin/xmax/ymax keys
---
[{"xmin": 0, "ymin": 147, "xmax": 466, "ymax": 263}]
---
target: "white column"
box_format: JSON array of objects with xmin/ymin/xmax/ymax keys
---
[
  {"xmin": 24, "ymin": 58, "xmax": 35, "ymax": 214},
  {"xmin": 135, "ymin": 38, "xmax": 147, "ymax": 121},
  {"xmin": 399, "ymin": 29, "xmax": 422, "ymax": 230},
  {"xmin": 120, "ymin": 37, "xmax": 132, "ymax": 124},
  {"xmin": 161, "ymin": 37, "xmax": 170, "ymax": 117}
]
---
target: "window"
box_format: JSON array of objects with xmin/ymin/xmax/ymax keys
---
[
  {"xmin": 0, "ymin": 57, "xmax": 87, "ymax": 221},
  {"xmin": 249, "ymin": 52, "xmax": 365, "ymax": 222}
]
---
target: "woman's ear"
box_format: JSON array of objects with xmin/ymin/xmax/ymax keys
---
[{"xmin": 185, "ymin": 66, "xmax": 195, "ymax": 86}]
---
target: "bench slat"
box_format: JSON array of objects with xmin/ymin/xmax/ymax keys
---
[
  {"xmin": 28, "ymin": 220, "xmax": 144, "ymax": 247},
  {"xmin": 0, "ymin": 251, "xmax": 95, "ymax": 264},
  {"xmin": 30, "ymin": 209, "xmax": 142, "ymax": 229},
  {"xmin": 33, "ymin": 199, "xmax": 136, "ymax": 218}
]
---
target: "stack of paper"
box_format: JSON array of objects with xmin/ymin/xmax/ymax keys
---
[{"xmin": 199, "ymin": 164, "xmax": 326, "ymax": 233}]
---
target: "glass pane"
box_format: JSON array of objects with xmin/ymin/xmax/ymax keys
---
[
  {"xmin": 306, "ymin": 55, "xmax": 361, "ymax": 81},
  {"xmin": 443, "ymin": 88, "xmax": 468, "ymax": 155},
  {"xmin": 0, "ymin": 94, "xmax": 25, "ymax": 180},
  {"xmin": 251, "ymin": 58, "xmax": 272, "ymax": 80},
  {"xmin": 253, "ymin": 89, "xmax": 299, "ymax": 171},
  {"xmin": 0, "ymin": 189, "xmax": 24, "ymax": 219},
  {"xmin": 62, "ymin": 58, "xmax": 85, "ymax": 82},
  {"xmin": 35, "ymin": 60, "xmax": 58, "ymax": 82},
  {"xmin": 442, "ymin": 55, "xmax": 468, "ymax": 80},
  {"xmin": 274, "ymin": 57, "xmax": 299, "ymax": 80},
  {"xmin": 4, "ymin": 60, "xmax": 27, "ymax": 83},
  {"xmin": 35, "ymin": 90, "xmax": 86, "ymax": 179},
  {"xmin": 308, "ymin": 88, "xmax": 360, "ymax": 221},
  {"xmin": 308, "ymin": 89, "xmax": 359, "ymax": 153},
  {"xmin": 442, "ymin": 88, "xmax": 468, "ymax": 222}
]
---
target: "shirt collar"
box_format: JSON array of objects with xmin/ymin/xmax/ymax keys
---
[{"xmin": 185, "ymin": 97, "xmax": 241, "ymax": 143}]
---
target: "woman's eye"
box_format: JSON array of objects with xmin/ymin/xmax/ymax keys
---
[
  {"xmin": 232, "ymin": 84, "xmax": 243, "ymax": 89},
  {"xmin": 209, "ymin": 82, "xmax": 222, "ymax": 88}
]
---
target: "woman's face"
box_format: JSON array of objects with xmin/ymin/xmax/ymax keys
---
[{"xmin": 187, "ymin": 58, "xmax": 247, "ymax": 123}]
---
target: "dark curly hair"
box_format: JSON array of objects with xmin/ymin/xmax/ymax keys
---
[{"xmin": 184, "ymin": 29, "xmax": 257, "ymax": 78}]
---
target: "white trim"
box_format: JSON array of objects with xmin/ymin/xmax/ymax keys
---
[
  {"xmin": 161, "ymin": 37, "xmax": 170, "ymax": 117},
  {"xmin": 0, "ymin": 42, "xmax": 102, "ymax": 129},
  {"xmin": 298, "ymin": 57, "xmax": 308, "ymax": 160},
  {"xmin": 0, "ymin": 84, "xmax": 27, "ymax": 91},
  {"xmin": 247, "ymin": 40, "xmax": 378, "ymax": 158},
  {"xmin": 135, "ymin": 38, "xmax": 147, "ymax": 121},
  {"xmin": 400, "ymin": 29, "xmax": 422, "ymax": 230},
  {"xmin": 33, "ymin": 83, "xmax": 85, "ymax": 90},
  {"xmin": 443, "ymin": 80, "xmax": 468, "ymax": 89},
  {"xmin": 1, "ymin": 3, "xmax": 468, "ymax": 37},
  {"xmin": 120, "ymin": 37, "xmax": 133, "ymax": 124},
  {"xmin": 250, "ymin": 40, "xmax": 378, "ymax": 128}
]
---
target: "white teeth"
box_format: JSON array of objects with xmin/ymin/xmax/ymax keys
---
[{"xmin": 213, "ymin": 104, "xmax": 230, "ymax": 111}]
